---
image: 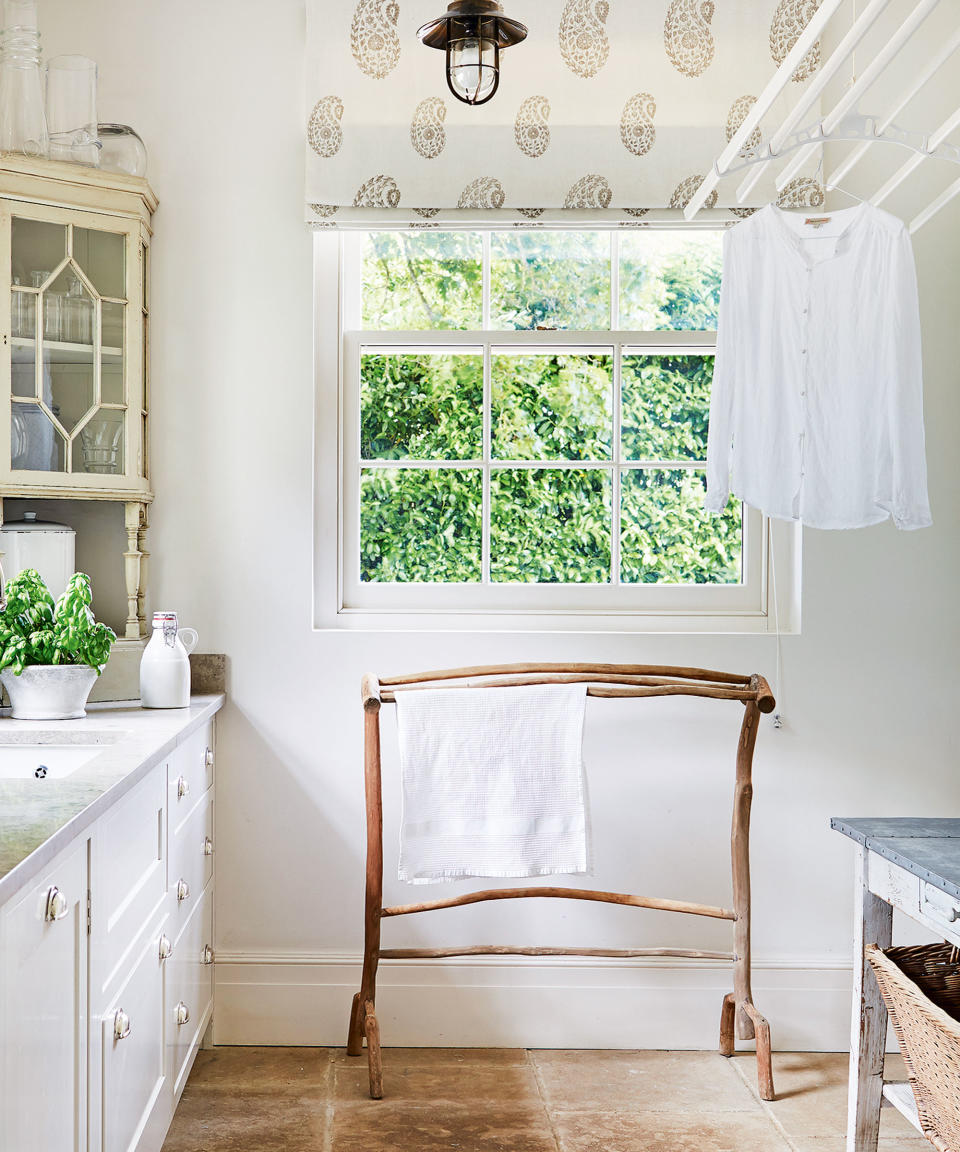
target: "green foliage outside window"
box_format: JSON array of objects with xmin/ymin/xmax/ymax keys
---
[
  {"xmin": 360, "ymin": 468, "xmax": 482, "ymax": 582},
  {"xmin": 361, "ymin": 353, "xmax": 482, "ymax": 460},
  {"xmin": 492, "ymin": 354, "xmax": 611, "ymax": 461},
  {"xmin": 356, "ymin": 230, "xmax": 739, "ymax": 589},
  {"xmin": 491, "ymin": 470, "xmax": 611, "ymax": 583}
]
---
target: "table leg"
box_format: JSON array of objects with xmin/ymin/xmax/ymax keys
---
[{"xmin": 846, "ymin": 845, "xmax": 892, "ymax": 1152}]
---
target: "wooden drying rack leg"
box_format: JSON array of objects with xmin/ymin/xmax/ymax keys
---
[
  {"xmin": 719, "ymin": 699, "xmax": 775, "ymax": 1101},
  {"xmin": 346, "ymin": 702, "xmax": 384, "ymax": 1099}
]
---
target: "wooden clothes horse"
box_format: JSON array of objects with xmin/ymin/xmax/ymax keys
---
[{"xmin": 346, "ymin": 662, "xmax": 777, "ymax": 1101}]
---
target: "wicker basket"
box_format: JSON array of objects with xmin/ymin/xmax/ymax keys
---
[{"xmin": 867, "ymin": 943, "xmax": 960, "ymax": 1152}]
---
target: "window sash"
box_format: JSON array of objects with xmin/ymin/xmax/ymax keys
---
[{"xmin": 342, "ymin": 329, "xmax": 763, "ymax": 613}]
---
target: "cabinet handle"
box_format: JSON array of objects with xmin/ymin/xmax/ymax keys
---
[
  {"xmin": 205, "ymin": 747, "xmax": 214, "ymax": 769},
  {"xmin": 201, "ymin": 944, "xmax": 214, "ymax": 965},
  {"xmin": 176, "ymin": 878, "xmax": 190, "ymax": 902},
  {"xmin": 44, "ymin": 886, "xmax": 69, "ymax": 922},
  {"xmin": 175, "ymin": 1001, "xmax": 190, "ymax": 1026},
  {"xmin": 203, "ymin": 836, "xmax": 214, "ymax": 857},
  {"xmin": 176, "ymin": 775, "xmax": 189, "ymax": 800},
  {"xmin": 158, "ymin": 934, "xmax": 173, "ymax": 960},
  {"xmin": 113, "ymin": 1009, "xmax": 131, "ymax": 1040}
]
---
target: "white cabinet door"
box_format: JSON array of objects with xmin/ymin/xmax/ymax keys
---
[
  {"xmin": 1, "ymin": 838, "xmax": 87, "ymax": 1152},
  {"xmin": 100, "ymin": 918, "xmax": 167, "ymax": 1152},
  {"xmin": 167, "ymin": 883, "xmax": 213, "ymax": 1098}
]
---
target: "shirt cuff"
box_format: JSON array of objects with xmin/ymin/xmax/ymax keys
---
[
  {"xmin": 704, "ymin": 489, "xmax": 730, "ymax": 514},
  {"xmin": 893, "ymin": 506, "xmax": 932, "ymax": 531}
]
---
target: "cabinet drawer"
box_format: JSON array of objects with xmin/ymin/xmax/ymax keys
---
[
  {"xmin": 92, "ymin": 765, "xmax": 166, "ymax": 1002},
  {"xmin": 100, "ymin": 916, "xmax": 167, "ymax": 1152},
  {"xmin": 1, "ymin": 839, "xmax": 87, "ymax": 1152},
  {"xmin": 167, "ymin": 882, "xmax": 214, "ymax": 1097},
  {"xmin": 169, "ymin": 797, "xmax": 213, "ymax": 943},
  {"xmin": 921, "ymin": 883, "xmax": 960, "ymax": 941},
  {"xmin": 168, "ymin": 725, "xmax": 214, "ymax": 833}
]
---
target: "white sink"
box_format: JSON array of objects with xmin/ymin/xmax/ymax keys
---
[{"xmin": 0, "ymin": 738, "xmax": 119, "ymax": 780}]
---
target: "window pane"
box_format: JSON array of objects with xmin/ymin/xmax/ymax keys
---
[
  {"xmin": 491, "ymin": 468, "xmax": 611, "ymax": 583},
  {"xmin": 492, "ymin": 352, "xmax": 612, "ymax": 461},
  {"xmin": 619, "ymin": 231, "xmax": 722, "ymax": 330},
  {"xmin": 360, "ymin": 467, "xmax": 481, "ymax": 582},
  {"xmin": 620, "ymin": 469, "xmax": 741, "ymax": 584},
  {"xmin": 361, "ymin": 352, "xmax": 482, "ymax": 460},
  {"xmin": 621, "ymin": 354, "xmax": 713, "ymax": 462},
  {"xmin": 490, "ymin": 232, "xmax": 610, "ymax": 330},
  {"xmin": 361, "ymin": 232, "xmax": 482, "ymax": 330}
]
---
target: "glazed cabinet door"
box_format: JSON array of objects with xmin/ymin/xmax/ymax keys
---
[
  {"xmin": 0, "ymin": 837, "xmax": 88, "ymax": 1152},
  {"xmin": 0, "ymin": 197, "xmax": 148, "ymax": 498}
]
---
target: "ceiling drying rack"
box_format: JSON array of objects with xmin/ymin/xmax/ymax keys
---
[{"xmin": 685, "ymin": 0, "xmax": 960, "ymax": 233}]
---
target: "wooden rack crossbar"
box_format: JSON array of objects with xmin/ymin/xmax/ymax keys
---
[
  {"xmin": 348, "ymin": 663, "xmax": 776, "ymax": 1103},
  {"xmin": 381, "ymin": 947, "xmax": 737, "ymax": 961},
  {"xmin": 382, "ymin": 887, "xmax": 736, "ymax": 922}
]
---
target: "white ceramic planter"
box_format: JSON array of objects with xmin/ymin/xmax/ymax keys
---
[{"xmin": 0, "ymin": 665, "xmax": 99, "ymax": 720}]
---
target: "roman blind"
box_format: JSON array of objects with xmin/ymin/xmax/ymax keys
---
[{"xmin": 304, "ymin": 0, "xmax": 828, "ymax": 226}]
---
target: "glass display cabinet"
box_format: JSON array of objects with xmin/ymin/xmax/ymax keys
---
[{"xmin": 0, "ymin": 156, "xmax": 156, "ymax": 639}]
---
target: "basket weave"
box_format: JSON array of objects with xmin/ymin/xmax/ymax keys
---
[{"xmin": 867, "ymin": 943, "xmax": 960, "ymax": 1152}]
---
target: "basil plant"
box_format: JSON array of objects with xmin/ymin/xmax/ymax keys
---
[{"xmin": 0, "ymin": 569, "xmax": 116, "ymax": 675}]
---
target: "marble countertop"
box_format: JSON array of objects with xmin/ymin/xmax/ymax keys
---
[{"xmin": 0, "ymin": 694, "xmax": 225, "ymax": 905}]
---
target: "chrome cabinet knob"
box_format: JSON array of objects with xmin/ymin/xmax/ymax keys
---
[
  {"xmin": 113, "ymin": 1009, "xmax": 131, "ymax": 1040},
  {"xmin": 44, "ymin": 886, "xmax": 69, "ymax": 922},
  {"xmin": 175, "ymin": 1001, "xmax": 190, "ymax": 1026},
  {"xmin": 158, "ymin": 934, "xmax": 173, "ymax": 960},
  {"xmin": 201, "ymin": 944, "xmax": 214, "ymax": 965},
  {"xmin": 176, "ymin": 775, "xmax": 189, "ymax": 800},
  {"xmin": 204, "ymin": 746, "xmax": 214, "ymax": 769},
  {"xmin": 176, "ymin": 878, "xmax": 190, "ymax": 902},
  {"xmin": 203, "ymin": 836, "xmax": 213, "ymax": 857}
]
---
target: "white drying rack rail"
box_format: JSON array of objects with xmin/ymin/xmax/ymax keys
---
[{"xmin": 685, "ymin": 0, "xmax": 960, "ymax": 234}]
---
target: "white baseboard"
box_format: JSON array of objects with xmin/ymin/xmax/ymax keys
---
[{"xmin": 213, "ymin": 952, "xmax": 862, "ymax": 1051}]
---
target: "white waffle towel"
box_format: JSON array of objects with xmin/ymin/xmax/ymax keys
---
[{"xmin": 396, "ymin": 683, "xmax": 589, "ymax": 884}]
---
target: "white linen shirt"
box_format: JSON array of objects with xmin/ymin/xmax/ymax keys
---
[{"xmin": 706, "ymin": 202, "xmax": 931, "ymax": 530}]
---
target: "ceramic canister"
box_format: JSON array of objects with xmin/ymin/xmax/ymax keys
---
[{"xmin": 0, "ymin": 511, "xmax": 75, "ymax": 600}]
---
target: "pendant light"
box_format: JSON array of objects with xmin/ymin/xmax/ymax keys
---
[{"xmin": 417, "ymin": 1, "xmax": 528, "ymax": 107}]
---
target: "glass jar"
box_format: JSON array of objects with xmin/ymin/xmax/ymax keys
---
[
  {"xmin": 45, "ymin": 54, "xmax": 98, "ymax": 165},
  {"xmin": 97, "ymin": 122, "xmax": 146, "ymax": 177},
  {"xmin": 62, "ymin": 275, "xmax": 92, "ymax": 344},
  {"xmin": 0, "ymin": 0, "xmax": 48, "ymax": 157},
  {"xmin": 31, "ymin": 268, "xmax": 60, "ymax": 341}
]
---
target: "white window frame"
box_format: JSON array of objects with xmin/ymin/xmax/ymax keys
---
[{"xmin": 313, "ymin": 229, "xmax": 800, "ymax": 634}]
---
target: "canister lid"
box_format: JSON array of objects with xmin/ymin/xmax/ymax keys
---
[{"xmin": 0, "ymin": 511, "xmax": 74, "ymax": 533}]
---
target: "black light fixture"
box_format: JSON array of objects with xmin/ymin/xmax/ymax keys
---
[{"xmin": 417, "ymin": 1, "xmax": 528, "ymax": 107}]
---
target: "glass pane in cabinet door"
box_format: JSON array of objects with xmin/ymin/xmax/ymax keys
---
[
  {"xmin": 11, "ymin": 403, "xmax": 66, "ymax": 471},
  {"xmin": 11, "ymin": 286, "xmax": 36, "ymax": 341},
  {"xmin": 43, "ymin": 274, "xmax": 95, "ymax": 436},
  {"xmin": 72, "ymin": 227, "xmax": 125, "ymax": 299},
  {"xmin": 11, "ymin": 338, "xmax": 35, "ymax": 398},
  {"xmin": 11, "ymin": 218, "xmax": 66, "ymax": 286},
  {"xmin": 75, "ymin": 409, "xmax": 124, "ymax": 475},
  {"xmin": 102, "ymin": 301, "xmax": 125, "ymax": 404}
]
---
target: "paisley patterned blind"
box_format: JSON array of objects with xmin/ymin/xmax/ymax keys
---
[{"xmin": 305, "ymin": 0, "xmax": 828, "ymax": 226}]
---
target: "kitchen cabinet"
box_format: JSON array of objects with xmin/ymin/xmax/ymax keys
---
[
  {"xmin": 0, "ymin": 837, "xmax": 88, "ymax": 1152},
  {"xmin": 0, "ymin": 716, "xmax": 216, "ymax": 1152},
  {"xmin": 0, "ymin": 156, "xmax": 157, "ymax": 641}
]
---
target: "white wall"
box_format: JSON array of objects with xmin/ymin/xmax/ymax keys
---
[{"xmin": 39, "ymin": 0, "xmax": 960, "ymax": 1049}]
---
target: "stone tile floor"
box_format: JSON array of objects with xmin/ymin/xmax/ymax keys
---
[{"xmin": 162, "ymin": 1048, "xmax": 927, "ymax": 1151}]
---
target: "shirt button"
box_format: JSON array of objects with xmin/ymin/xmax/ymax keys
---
[
  {"xmin": 801, "ymin": 348, "xmax": 807, "ymax": 354},
  {"xmin": 800, "ymin": 389, "xmax": 806, "ymax": 396}
]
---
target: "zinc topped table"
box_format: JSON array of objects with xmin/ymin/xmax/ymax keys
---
[{"xmin": 832, "ymin": 817, "xmax": 960, "ymax": 1151}]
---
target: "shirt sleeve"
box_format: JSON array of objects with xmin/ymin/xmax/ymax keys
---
[
  {"xmin": 705, "ymin": 227, "xmax": 738, "ymax": 513},
  {"xmin": 888, "ymin": 227, "xmax": 932, "ymax": 530}
]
